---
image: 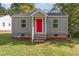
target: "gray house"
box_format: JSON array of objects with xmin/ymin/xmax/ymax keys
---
[{"xmin": 12, "ymin": 9, "xmax": 68, "ymax": 43}]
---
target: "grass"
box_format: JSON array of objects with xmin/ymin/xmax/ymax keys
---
[{"xmin": 0, "ymin": 33, "xmax": 79, "ymax": 56}]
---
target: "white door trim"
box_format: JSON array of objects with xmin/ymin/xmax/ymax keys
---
[
  {"xmin": 32, "ymin": 17, "xmax": 34, "ymax": 43},
  {"xmin": 45, "ymin": 16, "xmax": 46, "ymax": 34}
]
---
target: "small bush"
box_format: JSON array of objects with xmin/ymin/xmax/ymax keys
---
[{"xmin": 72, "ymin": 30, "xmax": 79, "ymax": 38}]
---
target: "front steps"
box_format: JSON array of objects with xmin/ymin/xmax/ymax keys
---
[{"xmin": 33, "ymin": 34, "xmax": 46, "ymax": 43}]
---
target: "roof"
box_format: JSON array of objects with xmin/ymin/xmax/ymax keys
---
[
  {"xmin": 0, "ymin": 15, "xmax": 11, "ymax": 21},
  {"xmin": 0, "ymin": 14, "xmax": 5, "ymax": 17},
  {"xmin": 12, "ymin": 9, "xmax": 67, "ymax": 17},
  {"xmin": 31, "ymin": 9, "xmax": 48, "ymax": 16},
  {"xmin": 12, "ymin": 13, "xmax": 32, "ymax": 17},
  {"xmin": 47, "ymin": 12, "xmax": 65, "ymax": 16},
  {"xmin": 0, "ymin": 15, "xmax": 11, "ymax": 18}
]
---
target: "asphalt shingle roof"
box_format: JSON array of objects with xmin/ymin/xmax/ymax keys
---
[
  {"xmin": 12, "ymin": 13, "xmax": 32, "ymax": 17},
  {"xmin": 47, "ymin": 12, "xmax": 65, "ymax": 16},
  {"xmin": 12, "ymin": 10, "xmax": 66, "ymax": 17}
]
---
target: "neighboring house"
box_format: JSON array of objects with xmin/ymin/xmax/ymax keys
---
[
  {"xmin": 0, "ymin": 15, "xmax": 12, "ymax": 33},
  {"xmin": 12, "ymin": 9, "xmax": 68, "ymax": 43}
]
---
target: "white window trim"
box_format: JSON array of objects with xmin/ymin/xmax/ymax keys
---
[
  {"xmin": 20, "ymin": 19, "xmax": 26, "ymax": 29},
  {"xmin": 35, "ymin": 17, "xmax": 44, "ymax": 34},
  {"xmin": 52, "ymin": 19, "xmax": 59, "ymax": 29},
  {"xmin": 3, "ymin": 22, "xmax": 5, "ymax": 27},
  {"xmin": 8, "ymin": 23, "xmax": 11, "ymax": 27}
]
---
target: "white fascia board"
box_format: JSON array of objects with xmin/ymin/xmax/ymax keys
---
[{"xmin": 31, "ymin": 10, "xmax": 48, "ymax": 16}]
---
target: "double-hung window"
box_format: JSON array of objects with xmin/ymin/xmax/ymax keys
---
[
  {"xmin": 3, "ymin": 22, "xmax": 5, "ymax": 27},
  {"xmin": 21, "ymin": 19, "xmax": 26, "ymax": 28},
  {"xmin": 53, "ymin": 19, "xmax": 58, "ymax": 28}
]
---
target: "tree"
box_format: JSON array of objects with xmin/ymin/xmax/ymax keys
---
[
  {"xmin": 0, "ymin": 4, "xmax": 6, "ymax": 14},
  {"xmin": 51, "ymin": 3, "xmax": 63, "ymax": 12},
  {"xmin": 51, "ymin": 3, "xmax": 79, "ymax": 37},
  {"xmin": 19, "ymin": 3, "xmax": 35, "ymax": 13},
  {"xmin": 10, "ymin": 3, "xmax": 35, "ymax": 14}
]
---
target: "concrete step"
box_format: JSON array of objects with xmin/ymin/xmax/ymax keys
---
[
  {"xmin": 33, "ymin": 34, "xmax": 46, "ymax": 43},
  {"xmin": 34, "ymin": 35, "xmax": 45, "ymax": 37},
  {"xmin": 34, "ymin": 36, "xmax": 46, "ymax": 38},
  {"xmin": 34, "ymin": 37, "xmax": 46, "ymax": 39},
  {"xmin": 34, "ymin": 38, "xmax": 46, "ymax": 40},
  {"xmin": 33, "ymin": 39, "xmax": 45, "ymax": 43},
  {"xmin": 34, "ymin": 34, "xmax": 45, "ymax": 36},
  {"xmin": 34, "ymin": 34, "xmax": 45, "ymax": 35},
  {"xmin": 34, "ymin": 35, "xmax": 45, "ymax": 38}
]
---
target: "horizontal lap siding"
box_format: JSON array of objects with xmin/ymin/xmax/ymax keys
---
[
  {"xmin": 12, "ymin": 17, "xmax": 32, "ymax": 38},
  {"xmin": 47, "ymin": 17, "xmax": 68, "ymax": 36}
]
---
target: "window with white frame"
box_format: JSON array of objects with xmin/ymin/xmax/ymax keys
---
[
  {"xmin": 3, "ymin": 22, "xmax": 5, "ymax": 27},
  {"xmin": 53, "ymin": 19, "xmax": 58, "ymax": 28},
  {"xmin": 21, "ymin": 19, "xmax": 26, "ymax": 28},
  {"xmin": 9, "ymin": 23, "xmax": 10, "ymax": 27}
]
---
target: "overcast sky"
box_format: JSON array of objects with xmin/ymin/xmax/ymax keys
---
[{"xmin": 1, "ymin": 3, "xmax": 53, "ymax": 11}]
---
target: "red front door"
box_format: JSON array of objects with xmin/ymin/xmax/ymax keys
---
[{"xmin": 36, "ymin": 18, "xmax": 43, "ymax": 32}]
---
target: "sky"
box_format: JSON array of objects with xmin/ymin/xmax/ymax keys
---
[
  {"xmin": 1, "ymin": 3, "xmax": 53, "ymax": 11},
  {"xmin": 35, "ymin": 3, "xmax": 53, "ymax": 11}
]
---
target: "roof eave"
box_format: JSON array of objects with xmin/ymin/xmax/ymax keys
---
[
  {"xmin": 47, "ymin": 15, "xmax": 68, "ymax": 17},
  {"xmin": 31, "ymin": 9, "xmax": 48, "ymax": 16},
  {"xmin": 12, "ymin": 16, "xmax": 31, "ymax": 18}
]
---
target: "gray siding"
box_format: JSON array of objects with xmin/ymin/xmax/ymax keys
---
[
  {"xmin": 12, "ymin": 17, "xmax": 32, "ymax": 38},
  {"xmin": 47, "ymin": 17, "xmax": 68, "ymax": 36},
  {"xmin": 12, "ymin": 10, "xmax": 68, "ymax": 39}
]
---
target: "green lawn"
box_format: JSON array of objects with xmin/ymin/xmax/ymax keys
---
[{"xmin": 0, "ymin": 33, "xmax": 79, "ymax": 56}]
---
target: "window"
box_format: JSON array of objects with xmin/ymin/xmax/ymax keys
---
[
  {"xmin": 21, "ymin": 19, "xmax": 26, "ymax": 28},
  {"xmin": 3, "ymin": 22, "xmax": 5, "ymax": 27},
  {"xmin": 53, "ymin": 19, "xmax": 58, "ymax": 28},
  {"xmin": 9, "ymin": 23, "xmax": 10, "ymax": 26}
]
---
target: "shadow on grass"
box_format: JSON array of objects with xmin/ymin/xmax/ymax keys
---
[
  {"xmin": 71, "ymin": 38, "xmax": 79, "ymax": 44},
  {"xmin": 54, "ymin": 41, "xmax": 75, "ymax": 48},
  {"xmin": 45, "ymin": 39, "xmax": 75, "ymax": 48},
  {"xmin": 0, "ymin": 33, "xmax": 32, "ymax": 46},
  {"xmin": 0, "ymin": 33, "xmax": 79, "ymax": 47}
]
